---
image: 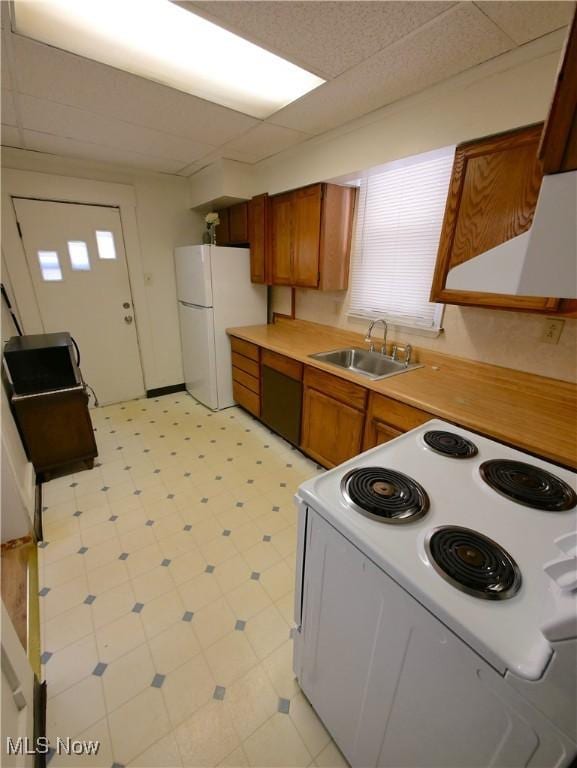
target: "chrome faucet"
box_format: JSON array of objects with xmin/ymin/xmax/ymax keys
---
[{"xmin": 365, "ymin": 318, "xmax": 388, "ymax": 354}]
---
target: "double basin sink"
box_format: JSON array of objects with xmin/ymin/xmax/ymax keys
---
[{"xmin": 309, "ymin": 347, "xmax": 422, "ymax": 381}]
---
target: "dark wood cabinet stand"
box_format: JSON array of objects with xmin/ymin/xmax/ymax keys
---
[{"xmin": 11, "ymin": 385, "xmax": 98, "ymax": 481}]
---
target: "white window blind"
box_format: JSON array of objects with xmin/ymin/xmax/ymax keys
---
[{"xmin": 348, "ymin": 147, "xmax": 455, "ymax": 331}]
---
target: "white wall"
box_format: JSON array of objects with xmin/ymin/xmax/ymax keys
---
[
  {"xmin": 1, "ymin": 149, "xmax": 204, "ymax": 390},
  {"xmin": 247, "ymin": 30, "xmax": 576, "ymax": 382},
  {"xmin": 1, "ymin": 384, "xmax": 35, "ymax": 543}
]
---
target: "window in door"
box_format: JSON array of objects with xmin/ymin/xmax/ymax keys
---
[
  {"xmin": 68, "ymin": 241, "xmax": 91, "ymax": 271},
  {"xmin": 95, "ymin": 230, "xmax": 117, "ymax": 260},
  {"xmin": 37, "ymin": 250, "xmax": 63, "ymax": 281}
]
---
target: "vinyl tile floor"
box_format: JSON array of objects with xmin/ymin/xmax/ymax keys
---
[{"xmin": 39, "ymin": 393, "xmax": 349, "ymax": 768}]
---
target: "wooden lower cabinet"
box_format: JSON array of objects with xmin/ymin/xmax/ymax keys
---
[
  {"xmin": 230, "ymin": 337, "xmax": 260, "ymax": 417},
  {"xmin": 363, "ymin": 392, "xmax": 433, "ymax": 450},
  {"xmin": 301, "ymin": 367, "xmax": 367, "ymax": 468}
]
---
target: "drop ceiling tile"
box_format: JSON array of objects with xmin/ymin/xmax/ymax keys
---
[
  {"xmin": 222, "ymin": 124, "xmax": 310, "ymax": 162},
  {"xmin": 18, "ymin": 95, "xmax": 214, "ymax": 164},
  {"xmin": 11, "ymin": 33, "xmax": 259, "ymax": 146},
  {"xmin": 2, "ymin": 89, "xmax": 18, "ymax": 126},
  {"xmin": 186, "ymin": 1, "xmax": 454, "ymax": 78},
  {"xmin": 1, "ymin": 124, "xmax": 23, "ymax": 147},
  {"xmin": 269, "ymin": 3, "xmax": 515, "ymax": 135},
  {"xmin": 22, "ymin": 130, "xmax": 185, "ymax": 173},
  {"xmin": 476, "ymin": 1, "xmax": 574, "ymax": 46}
]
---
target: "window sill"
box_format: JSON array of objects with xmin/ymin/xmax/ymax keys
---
[{"xmin": 347, "ymin": 312, "xmax": 444, "ymax": 339}]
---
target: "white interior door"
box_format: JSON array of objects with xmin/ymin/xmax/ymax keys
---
[
  {"xmin": 1, "ymin": 603, "xmax": 35, "ymax": 768},
  {"xmin": 12, "ymin": 198, "xmax": 145, "ymax": 405}
]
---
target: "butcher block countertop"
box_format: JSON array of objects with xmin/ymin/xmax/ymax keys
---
[{"xmin": 227, "ymin": 318, "xmax": 577, "ymax": 469}]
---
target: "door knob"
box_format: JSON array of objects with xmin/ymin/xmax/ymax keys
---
[
  {"xmin": 122, "ymin": 302, "xmax": 131, "ymax": 309},
  {"xmin": 124, "ymin": 315, "xmax": 133, "ymax": 324}
]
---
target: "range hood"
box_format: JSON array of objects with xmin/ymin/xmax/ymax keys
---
[{"xmin": 445, "ymin": 171, "xmax": 577, "ymax": 299}]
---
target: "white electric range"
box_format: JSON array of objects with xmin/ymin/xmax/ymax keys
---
[{"xmin": 293, "ymin": 419, "xmax": 577, "ymax": 768}]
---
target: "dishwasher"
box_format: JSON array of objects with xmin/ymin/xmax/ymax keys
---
[{"xmin": 260, "ymin": 350, "xmax": 303, "ymax": 446}]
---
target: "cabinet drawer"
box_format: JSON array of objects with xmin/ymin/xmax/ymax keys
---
[
  {"xmin": 231, "ymin": 352, "xmax": 259, "ymax": 378},
  {"xmin": 262, "ymin": 349, "xmax": 303, "ymax": 381},
  {"xmin": 232, "ymin": 366, "xmax": 260, "ymax": 395},
  {"xmin": 304, "ymin": 366, "xmax": 367, "ymax": 411},
  {"xmin": 369, "ymin": 393, "xmax": 432, "ymax": 432},
  {"xmin": 230, "ymin": 337, "xmax": 259, "ymax": 361},
  {"xmin": 233, "ymin": 380, "xmax": 260, "ymax": 417}
]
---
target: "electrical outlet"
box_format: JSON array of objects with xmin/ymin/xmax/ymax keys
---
[
  {"xmin": 143, "ymin": 273, "xmax": 153, "ymax": 286},
  {"xmin": 540, "ymin": 318, "xmax": 565, "ymax": 344}
]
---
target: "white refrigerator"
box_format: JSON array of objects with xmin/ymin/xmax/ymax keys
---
[{"xmin": 175, "ymin": 245, "xmax": 267, "ymax": 410}]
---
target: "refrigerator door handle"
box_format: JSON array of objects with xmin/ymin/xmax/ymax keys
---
[{"xmin": 179, "ymin": 300, "xmax": 212, "ymax": 309}]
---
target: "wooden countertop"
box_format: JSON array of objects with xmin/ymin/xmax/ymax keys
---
[{"xmin": 227, "ymin": 318, "xmax": 577, "ymax": 469}]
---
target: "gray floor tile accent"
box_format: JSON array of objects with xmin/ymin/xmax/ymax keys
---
[
  {"xmin": 234, "ymin": 620, "xmax": 246, "ymax": 631},
  {"xmin": 151, "ymin": 673, "xmax": 165, "ymax": 688},
  {"xmin": 278, "ymin": 697, "xmax": 291, "ymax": 714},
  {"xmin": 182, "ymin": 611, "xmax": 194, "ymax": 622},
  {"xmin": 145, "ymin": 519, "xmax": 154, "ymax": 526},
  {"xmin": 78, "ymin": 547, "xmax": 88, "ymax": 554},
  {"xmin": 183, "ymin": 525, "xmax": 192, "ymax": 531},
  {"xmin": 73, "ymin": 510, "xmax": 82, "ymax": 517},
  {"xmin": 205, "ymin": 564, "xmax": 215, "ymax": 573},
  {"xmin": 38, "ymin": 541, "xmax": 49, "ymax": 548},
  {"xmin": 235, "ymin": 502, "xmax": 244, "ymax": 508},
  {"xmin": 39, "ymin": 587, "xmax": 51, "ymax": 597},
  {"xmin": 213, "ymin": 685, "xmax": 226, "ymax": 700},
  {"xmin": 161, "ymin": 559, "xmax": 171, "ymax": 566},
  {"xmin": 92, "ymin": 662, "xmax": 107, "ymax": 676},
  {"xmin": 41, "ymin": 651, "xmax": 52, "ymax": 664},
  {"xmin": 263, "ymin": 535, "xmax": 272, "ymax": 542},
  {"xmin": 272, "ymin": 506, "xmax": 280, "ymax": 512},
  {"xmin": 84, "ymin": 594, "xmax": 96, "ymax": 605},
  {"xmin": 222, "ymin": 529, "xmax": 231, "ymax": 537},
  {"xmin": 132, "ymin": 603, "xmax": 144, "ymax": 613},
  {"xmin": 250, "ymin": 572, "xmax": 260, "ymax": 581},
  {"xmin": 118, "ymin": 552, "xmax": 129, "ymax": 560},
  {"xmin": 109, "ymin": 515, "xmax": 118, "ymax": 522}
]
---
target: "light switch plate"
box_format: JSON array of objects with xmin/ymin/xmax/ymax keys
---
[{"xmin": 540, "ymin": 318, "xmax": 565, "ymax": 344}]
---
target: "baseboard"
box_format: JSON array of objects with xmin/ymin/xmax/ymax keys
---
[{"xmin": 146, "ymin": 383, "xmax": 186, "ymax": 398}]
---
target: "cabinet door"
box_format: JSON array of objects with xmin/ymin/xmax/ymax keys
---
[
  {"xmin": 301, "ymin": 387, "xmax": 364, "ymax": 467},
  {"xmin": 539, "ymin": 9, "xmax": 577, "ymax": 174},
  {"xmin": 248, "ymin": 194, "xmax": 268, "ymax": 284},
  {"xmin": 363, "ymin": 420, "xmax": 402, "ymax": 450},
  {"xmin": 293, "ymin": 184, "xmax": 322, "ymax": 287},
  {"xmin": 270, "ymin": 192, "xmax": 294, "ymax": 285},
  {"xmin": 363, "ymin": 392, "xmax": 432, "ymax": 450},
  {"xmin": 215, "ymin": 208, "xmax": 230, "ymax": 245},
  {"xmin": 229, "ymin": 202, "xmax": 249, "ymax": 244},
  {"xmin": 430, "ymin": 124, "xmax": 559, "ymax": 312}
]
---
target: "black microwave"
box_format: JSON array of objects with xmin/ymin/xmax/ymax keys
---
[{"xmin": 3, "ymin": 332, "xmax": 82, "ymax": 395}]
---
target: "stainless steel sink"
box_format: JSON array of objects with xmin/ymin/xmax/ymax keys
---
[{"xmin": 309, "ymin": 347, "xmax": 423, "ymax": 380}]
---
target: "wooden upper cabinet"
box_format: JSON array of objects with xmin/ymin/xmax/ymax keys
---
[
  {"xmin": 247, "ymin": 194, "xmax": 269, "ymax": 284},
  {"xmin": 228, "ymin": 202, "xmax": 249, "ymax": 244},
  {"xmin": 270, "ymin": 191, "xmax": 294, "ymax": 285},
  {"xmin": 430, "ymin": 124, "xmax": 560, "ymax": 312},
  {"xmin": 215, "ymin": 202, "xmax": 248, "ymax": 245},
  {"xmin": 215, "ymin": 207, "xmax": 230, "ymax": 245},
  {"xmin": 268, "ymin": 183, "xmax": 356, "ymax": 290},
  {"xmin": 293, "ymin": 184, "xmax": 323, "ymax": 287},
  {"xmin": 539, "ymin": 7, "xmax": 577, "ymax": 174}
]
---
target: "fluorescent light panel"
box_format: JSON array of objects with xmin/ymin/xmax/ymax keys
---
[{"xmin": 13, "ymin": 0, "xmax": 325, "ymax": 119}]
